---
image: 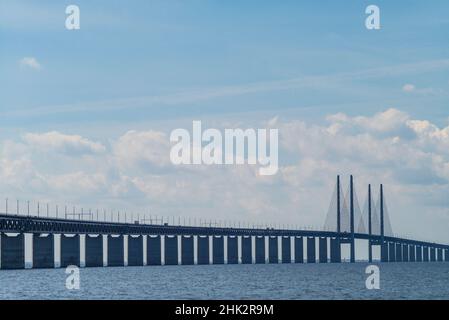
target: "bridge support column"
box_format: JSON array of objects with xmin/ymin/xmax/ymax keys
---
[
  {"xmin": 227, "ymin": 236, "xmax": 238, "ymax": 264},
  {"xmin": 85, "ymin": 235, "xmax": 103, "ymax": 267},
  {"xmin": 402, "ymin": 244, "xmax": 409, "ymax": 262},
  {"xmin": 269, "ymin": 236, "xmax": 278, "ymax": 264},
  {"xmin": 388, "ymin": 243, "xmax": 396, "ymax": 262},
  {"xmin": 437, "ymin": 248, "xmax": 443, "ymax": 262},
  {"xmin": 181, "ymin": 236, "xmax": 194, "ymax": 265},
  {"xmin": 213, "ymin": 236, "xmax": 224, "ymax": 264},
  {"xmin": 416, "ymin": 246, "xmax": 423, "ymax": 262},
  {"xmin": 107, "ymin": 235, "xmax": 124, "ymax": 267},
  {"xmin": 307, "ymin": 237, "xmax": 316, "ymax": 263},
  {"xmin": 381, "ymin": 242, "xmax": 388, "ymax": 262},
  {"xmin": 430, "ymin": 247, "xmax": 436, "ymax": 262},
  {"xmin": 282, "ymin": 237, "xmax": 291, "ymax": 263},
  {"xmin": 294, "ymin": 237, "xmax": 304, "ymax": 263},
  {"xmin": 445, "ymin": 249, "xmax": 449, "ymax": 262},
  {"xmin": 33, "ymin": 234, "xmax": 54, "ymax": 269},
  {"xmin": 197, "ymin": 236, "xmax": 209, "ymax": 265},
  {"xmin": 395, "ymin": 243, "xmax": 403, "ymax": 262},
  {"xmin": 330, "ymin": 238, "xmax": 341, "ymax": 263},
  {"xmin": 147, "ymin": 235, "xmax": 161, "ymax": 265},
  {"xmin": 423, "ymin": 247, "xmax": 429, "ymax": 262},
  {"xmin": 61, "ymin": 234, "xmax": 80, "ymax": 267},
  {"xmin": 319, "ymin": 237, "xmax": 327, "ymax": 263},
  {"xmin": 165, "ymin": 235, "xmax": 178, "ymax": 265},
  {"xmin": 255, "ymin": 236, "xmax": 265, "ymax": 264},
  {"xmin": 128, "ymin": 235, "xmax": 143, "ymax": 266},
  {"xmin": 409, "ymin": 245, "xmax": 416, "ymax": 262},
  {"xmin": 368, "ymin": 241, "xmax": 372, "ymax": 263},
  {"xmin": 242, "ymin": 236, "xmax": 252, "ymax": 264},
  {"xmin": 1, "ymin": 233, "xmax": 25, "ymax": 269}
]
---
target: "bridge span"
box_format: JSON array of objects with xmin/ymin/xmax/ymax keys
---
[{"xmin": 0, "ymin": 175, "xmax": 448, "ymax": 269}]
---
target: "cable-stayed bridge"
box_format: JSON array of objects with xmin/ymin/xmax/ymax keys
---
[{"xmin": 0, "ymin": 175, "xmax": 448, "ymax": 269}]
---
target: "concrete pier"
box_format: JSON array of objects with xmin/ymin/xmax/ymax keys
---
[
  {"xmin": 409, "ymin": 245, "xmax": 416, "ymax": 262},
  {"xmin": 255, "ymin": 236, "xmax": 265, "ymax": 264},
  {"xmin": 197, "ymin": 236, "xmax": 209, "ymax": 265},
  {"xmin": 60, "ymin": 234, "xmax": 80, "ymax": 267},
  {"xmin": 241, "ymin": 236, "xmax": 252, "ymax": 264},
  {"xmin": 1, "ymin": 233, "xmax": 25, "ymax": 269},
  {"xmin": 430, "ymin": 247, "xmax": 436, "ymax": 262},
  {"xmin": 423, "ymin": 247, "xmax": 429, "ymax": 262},
  {"xmin": 330, "ymin": 238, "xmax": 341, "ymax": 263},
  {"xmin": 33, "ymin": 234, "xmax": 54, "ymax": 269},
  {"xmin": 437, "ymin": 248, "xmax": 443, "ymax": 262},
  {"xmin": 396, "ymin": 243, "xmax": 402, "ymax": 262},
  {"xmin": 147, "ymin": 235, "xmax": 161, "ymax": 265},
  {"xmin": 128, "ymin": 235, "xmax": 143, "ymax": 266},
  {"xmin": 319, "ymin": 237, "xmax": 327, "ymax": 263},
  {"xmin": 381, "ymin": 242, "xmax": 388, "ymax": 262},
  {"xmin": 416, "ymin": 246, "xmax": 423, "ymax": 262},
  {"xmin": 402, "ymin": 244, "xmax": 409, "ymax": 262},
  {"xmin": 388, "ymin": 242, "xmax": 396, "ymax": 262},
  {"xmin": 85, "ymin": 235, "xmax": 103, "ymax": 267},
  {"xmin": 212, "ymin": 236, "xmax": 224, "ymax": 264},
  {"xmin": 268, "ymin": 236, "xmax": 278, "ymax": 264},
  {"xmin": 307, "ymin": 237, "xmax": 315, "ymax": 263},
  {"xmin": 164, "ymin": 235, "xmax": 178, "ymax": 265},
  {"xmin": 282, "ymin": 236, "xmax": 291, "ymax": 264},
  {"xmin": 108, "ymin": 235, "xmax": 124, "ymax": 267},
  {"xmin": 227, "ymin": 236, "xmax": 238, "ymax": 264},
  {"xmin": 197, "ymin": 236, "xmax": 210, "ymax": 264},
  {"xmin": 181, "ymin": 236, "xmax": 194, "ymax": 265},
  {"xmin": 295, "ymin": 237, "xmax": 304, "ymax": 263}
]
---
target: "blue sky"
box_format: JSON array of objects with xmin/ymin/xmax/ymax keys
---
[
  {"xmin": 1, "ymin": 1, "xmax": 449, "ymax": 244},
  {"xmin": 1, "ymin": 0, "xmax": 448, "ymax": 130}
]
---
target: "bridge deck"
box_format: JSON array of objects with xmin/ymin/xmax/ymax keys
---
[{"xmin": 0, "ymin": 214, "xmax": 447, "ymax": 250}]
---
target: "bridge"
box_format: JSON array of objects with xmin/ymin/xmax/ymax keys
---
[{"xmin": 0, "ymin": 175, "xmax": 448, "ymax": 269}]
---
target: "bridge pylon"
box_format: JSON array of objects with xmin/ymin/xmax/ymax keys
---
[
  {"xmin": 350, "ymin": 175, "xmax": 355, "ymax": 263},
  {"xmin": 368, "ymin": 184, "xmax": 372, "ymax": 263}
]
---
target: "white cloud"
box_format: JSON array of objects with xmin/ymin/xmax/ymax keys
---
[
  {"xmin": 401, "ymin": 84, "xmax": 440, "ymax": 96},
  {"xmin": 19, "ymin": 57, "xmax": 42, "ymax": 70},
  {"xmin": 113, "ymin": 130, "xmax": 171, "ymax": 172},
  {"xmin": 23, "ymin": 131, "xmax": 106, "ymax": 155},
  {"xmin": 326, "ymin": 109, "xmax": 412, "ymax": 137},
  {"xmin": 45, "ymin": 172, "xmax": 108, "ymax": 194},
  {"xmin": 402, "ymin": 84, "xmax": 416, "ymax": 92}
]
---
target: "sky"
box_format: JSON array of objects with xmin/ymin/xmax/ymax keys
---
[{"xmin": 0, "ymin": 1, "xmax": 449, "ymax": 244}]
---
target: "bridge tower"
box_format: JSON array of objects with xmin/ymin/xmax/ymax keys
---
[
  {"xmin": 379, "ymin": 184, "xmax": 389, "ymax": 262},
  {"xmin": 368, "ymin": 184, "xmax": 372, "ymax": 263},
  {"xmin": 334, "ymin": 175, "xmax": 342, "ymax": 263},
  {"xmin": 380, "ymin": 184, "xmax": 384, "ymax": 242},
  {"xmin": 337, "ymin": 175, "xmax": 341, "ymax": 234},
  {"xmin": 350, "ymin": 175, "xmax": 355, "ymax": 263}
]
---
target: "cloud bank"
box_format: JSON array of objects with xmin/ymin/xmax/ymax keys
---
[{"xmin": 1, "ymin": 109, "xmax": 448, "ymax": 243}]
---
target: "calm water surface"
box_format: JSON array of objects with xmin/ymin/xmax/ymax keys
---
[{"xmin": 0, "ymin": 263, "xmax": 448, "ymax": 300}]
